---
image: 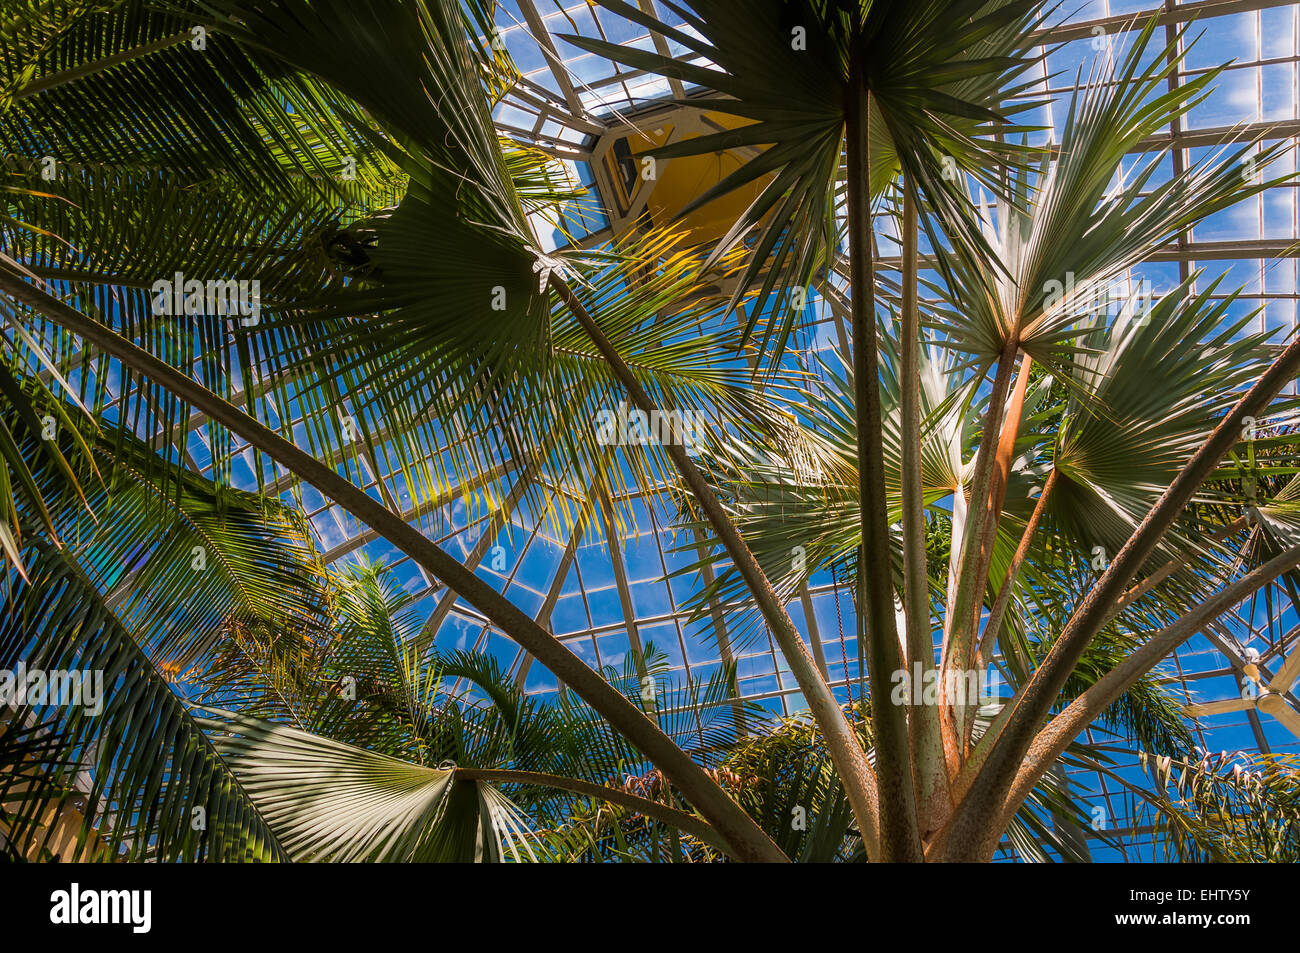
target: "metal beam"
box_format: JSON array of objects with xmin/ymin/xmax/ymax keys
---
[
  {"xmin": 416, "ymin": 467, "xmax": 535, "ymax": 647},
  {"xmin": 516, "ymin": 0, "xmax": 589, "ymax": 121},
  {"xmin": 513, "ymin": 515, "xmax": 589, "ymax": 688}
]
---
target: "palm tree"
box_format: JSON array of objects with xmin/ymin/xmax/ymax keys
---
[
  {"xmin": 195, "ymin": 558, "xmax": 764, "ymax": 862},
  {"xmin": 3, "ymin": 541, "xmax": 756, "ymax": 860},
  {"xmin": 570, "ymin": 1, "xmax": 1300, "ymax": 860},
  {"xmin": 3, "ymin": 0, "xmax": 1300, "ymax": 862},
  {"xmin": 566, "ymin": 0, "xmax": 1047, "ymax": 859},
  {"xmin": 1131, "ymin": 751, "xmax": 1300, "ymax": 863},
  {"xmin": 0, "ymin": 0, "xmax": 794, "ymax": 862}
]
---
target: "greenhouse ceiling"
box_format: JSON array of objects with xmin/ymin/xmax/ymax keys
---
[{"xmin": 2, "ymin": 0, "xmax": 1300, "ymax": 875}]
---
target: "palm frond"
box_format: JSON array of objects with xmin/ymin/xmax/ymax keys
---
[
  {"xmin": 1, "ymin": 540, "xmax": 288, "ymax": 861},
  {"xmin": 206, "ymin": 709, "xmax": 543, "ymax": 862}
]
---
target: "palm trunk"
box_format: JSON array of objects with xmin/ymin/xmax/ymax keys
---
[
  {"xmin": 940, "ymin": 342, "xmax": 1017, "ymax": 733},
  {"xmin": 978, "ymin": 468, "xmax": 1058, "ymax": 668},
  {"xmin": 940, "ymin": 334, "xmax": 1300, "ymax": 861},
  {"xmin": 551, "ymin": 274, "xmax": 882, "ymax": 859},
  {"xmin": 899, "ymin": 182, "xmax": 948, "ymax": 836},
  {"xmin": 0, "ymin": 263, "xmax": 789, "ymax": 865},
  {"xmin": 845, "ymin": 60, "xmax": 922, "ymax": 862}
]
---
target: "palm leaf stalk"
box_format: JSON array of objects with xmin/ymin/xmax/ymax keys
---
[
  {"xmin": 0, "ymin": 260, "xmax": 788, "ymax": 864},
  {"xmin": 551, "ymin": 275, "xmax": 882, "ymax": 856},
  {"xmin": 845, "ymin": 53, "xmax": 921, "ymax": 861},
  {"xmin": 453, "ymin": 767, "xmax": 728, "ymax": 854},
  {"xmin": 945, "ymin": 349, "xmax": 1035, "ymax": 753},
  {"xmin": 898, "ymin": 181, "xmax": 948, "ymax": 835},
  {"xmin": 984, "ymin": 543, "xmax": 1300, "ymax": 849},
  {"xmin": 979, "ymin": 467, "xmax": 1059, "ymax": 666}
]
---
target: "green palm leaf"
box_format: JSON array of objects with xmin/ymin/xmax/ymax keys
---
[
  {"xmin": 562, "ymin": 0, "xmax": 1044, "ymax": 365},
  {"xmin": 932, "ymin": 20, "xmax": 1289, "ymax": 363},
  {"xmin": 1, "ymin": 540, "xmax": 289, "ymax": 861},
  {"xmin": 206, "ymin": 709, "xmax": 542, "ymax": 862}
]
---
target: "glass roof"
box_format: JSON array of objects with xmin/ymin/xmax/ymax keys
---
[{"xmin": 93, "ymin": 0, "xmax": 1300, "ymax": 861}]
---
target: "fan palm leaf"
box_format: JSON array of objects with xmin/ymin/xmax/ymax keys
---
[
  {"xmin": 1, "ymin": 540, "xmax": 289, "ymax": 861},
  {"xmin": 205, "ymin": 710, "xmax": 543, "ymax": 862},
  {"xmin": 562, "ymin": 0, "xmax": 1045, "ymax": 365}
]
